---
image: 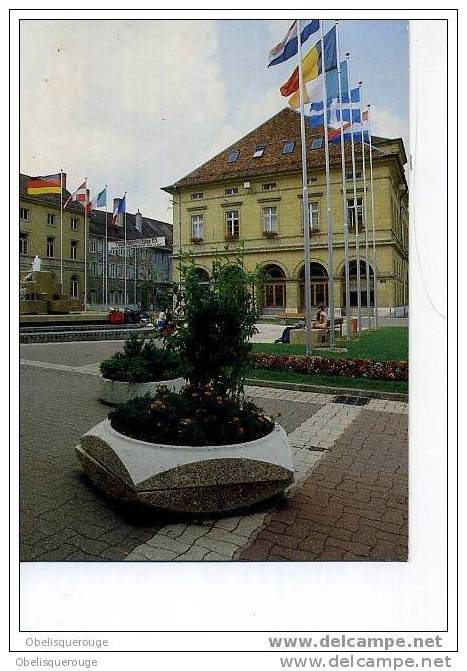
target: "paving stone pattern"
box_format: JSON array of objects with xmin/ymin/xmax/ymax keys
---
[{"xmin": 20, "ymin": 351, "xmax": 408, "ymax": 563}]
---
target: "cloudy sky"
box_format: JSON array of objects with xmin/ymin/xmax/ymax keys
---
[{"xmin": 20, "ymin": 19, "xmax": 409, "ymax": 222}]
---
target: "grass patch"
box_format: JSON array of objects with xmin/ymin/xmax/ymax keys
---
[
  {"xmin": 253, "ymin": 327, "xmax": 408, "ymax": 362},
  {"xmin": 246, "ymin": 367, "xmax": 408, "ymax": 394}
]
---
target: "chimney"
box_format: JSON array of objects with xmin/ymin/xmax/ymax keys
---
[{"xmin": 135, "ymin": 209, "xmax": 143, "ymax": 233}]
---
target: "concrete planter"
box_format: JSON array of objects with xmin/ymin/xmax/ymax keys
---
[
  {"xmin": 99, "ymin": 375, "xmax": 185, "ymax": 405},
  {"xmin": 76, "ymin": 418, "xmax": 294, "ymax": 514}
]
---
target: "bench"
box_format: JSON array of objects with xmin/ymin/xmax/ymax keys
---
[{"xmin": 276, "ymin": 314, "xmax": 344, "ymax": 336}]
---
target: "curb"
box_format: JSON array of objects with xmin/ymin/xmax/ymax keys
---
[{"xmin": 245, "ymin": 378, "xmax": 408, "ymax": 402}]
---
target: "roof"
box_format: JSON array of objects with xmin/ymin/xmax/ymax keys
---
[
  {"xmin": 162, "ymin": 107, "xmax": 406, "ymax": 191},
  {"xmin": 20, "ymin": 173, "xmax": 84, "ymax": 213},
  {"xmin": 89, "ymin": 209, "xmax": 173, "ymax": 248}
]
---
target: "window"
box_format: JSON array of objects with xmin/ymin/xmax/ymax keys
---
[
  {"xmin": 20, "ymin": 207, "xmax": 29, "ymax": 221},
  {"xmin": 97, "ymin": 240, "xmax": 103, "ymax": 252},
  {"xmin": 311, "ymin": 138, "xmax": 323, "ymax": 150},
  {"xmin": 46, "ymin": 237, "xmax": 54, "ymax": 257},
  {"xmin": 309, "ymin": 201, "xmax": 320, "ymax": 230},
  {"xmin": 109, "ymin": 264, "xmax": 116, "ymax": 278},
  {"xmin": 346, "ymin": 171, "xmax": 362, "ymax": 180},
  {"xmin": 97, "ymin": 262, "xmax": 103, "ymax": 277},
  {"xmin": 262, "ymin": 206, "xmax": 278, "ymax": 233},
  {"xmin": 227, "ymin": 149, "xmax": 239, "ymax": 163},
  {"xmin": 90, "ymin": 240, "xmax": 97, "ymax": 253},
  {"xmin": 307, "ymin": 177, "xmax": 317, "ymax": 184},
  {"xmin": 262, "ymin": 182, "xmax": 276, "ymax": 191},
  {"xmin": 89, "ymin": 290, "xmax": 96, "ymax": 304},
  {"xmin": 70, "ymin": 240, "xmax": 78, "ymax": 260},
  {"xmin": 71, "ymin": 218, "xmax": 78, "ymax": 231},
  {"xmin": 282, "ymin": 141, "xmax": 295, "ymax": 154},
  {"xmin": 191, "ymin": 214, "xmax": 204, "ymax": 240},
  {"xmin": 70, "ymin": 276, "xmax": 79, "ymax": 298},
  {"xmin": 117, "ymin": 265, "xmax": 123, "ymax": 279},
  {"xmin": 347, "ymin": 197, "xmax": 364, "ymax": 231},
  {"xmin": 225, "ymin": 187, "xmax": 238, "ymax": 196},
  {"xmin": 20, "ymin": 233, "xmax": 28, "ymax": 255},
  {"xmin": 90, "ymin": 261, "xmax": 97, "ymax": 276},
  {"xmin": 47, "ymin": 213, "xmax": 55, "ymax": 226},
  {"xmin": 225, "ymin": 210, "xmax": 239, "ymax": 238},
  {"xmin": 191, "ymin": 192, "xmax": 203, "ymax": 200},
  {"xmin": 253, "ymin": 144, "xmax": 266, "ymax": 158},
  {"xmin": 129, "ymin": 266, "xmax": 134, "ymax": 280}
]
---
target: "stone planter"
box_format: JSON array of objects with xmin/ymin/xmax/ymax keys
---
[
  {"xmin": 75, "ymin": 419, "xmax": 294, "ymax": 514},
  {"xmin": 99, "ymin": 376, "xmax": 185, "ymax": 405}
]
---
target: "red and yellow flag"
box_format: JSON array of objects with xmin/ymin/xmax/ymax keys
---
[{"xmin": 27, "ymin": 173, "xmax": 64, "ymax": 195}]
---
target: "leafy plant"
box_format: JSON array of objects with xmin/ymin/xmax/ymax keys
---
[
  {"xmin": 109, "ymin": 386, "xmax": 274, "ymax": 447},
  {"xmin": 169, "ymin": 253, "xmax": 264, "ymax": 398},
  {"xmin": 100, "ymin": 333, "xmax": 181, "ymax": 383}
]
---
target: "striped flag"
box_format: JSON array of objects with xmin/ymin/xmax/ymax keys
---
[
  {"xmin": 268, "ymin": 19, "xmax": 319, "ymax": 67},
  {"xmin": 64, "ymin": 180, "xmax": 87, "ymax": 209},
  {"xmin": 112, "ymin": 195, "xmax": 126, "ymax": 225},
  {"xmin": 280, "ymin": 26, "xmax": 337, "ymax": 97},
  {"xmin": 27, "ymin": 173, "xmax": 64, "ymax": 195}
]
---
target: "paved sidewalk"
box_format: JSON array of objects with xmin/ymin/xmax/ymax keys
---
[{"xmin": 20, "ymin": 342, "xmax": 408, "ymax": 562}]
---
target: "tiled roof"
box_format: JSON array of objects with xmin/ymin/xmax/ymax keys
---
[
  {"xmin": 20, "ymin": 173, "xmax": 84, "ymax": 213},
  {"xmin": 89, "ymin": 209, "xmax": 173, "ymax": 248},
  {"xmin": 162, "ymin": 107, "xmax": 405, "ymax": 191}
]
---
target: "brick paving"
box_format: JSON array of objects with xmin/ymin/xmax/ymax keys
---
[
  {"xmin": 238, "ymin": 409, "xmax": 408, "ymax": 561},
  {"xmin": 20, "ymin": 342, "xmax": 409, "ymax": 562}
]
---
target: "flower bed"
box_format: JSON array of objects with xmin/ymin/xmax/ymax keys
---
[
  {"xmin": 109, "ymin": 385, "xmax": 274, "ymax": 447},
  {"xmin": 250, "ymin": 353, "xmax": 408, "ymax": 382}
]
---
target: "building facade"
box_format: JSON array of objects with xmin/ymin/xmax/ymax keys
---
[
  {"xmin": 20, "ymin": 173, "xmax": 86, "ymax": 302},
  {"xmin": 87, "ymin": 206, "xmax": 173, "ymax": 309},
  {"xmin": 162, "ymin": 108, "xmax": 408, "ymax": 315}
]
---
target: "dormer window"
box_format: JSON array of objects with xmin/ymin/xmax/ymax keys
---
[
  {"xmin": 253, "ymin": 144, "xmax": 266, "ymax": 158},
  {"xmin": 227, "ymin": 150, "xmax": 239, "ymax": 163},
  {"xmin": 311, "ymin": 138, "xmax": 323, "ymax": 150},
  {"xmin": 282, "ymin": 141, "xmax": 295, "ymax": 154},
  {"xmin": 262, "ymin": 182, "xmax": 276, "ymax": 191},
  {"xmin": 225, "ymin": 187, "xmax": 239, "ymax": 196}
]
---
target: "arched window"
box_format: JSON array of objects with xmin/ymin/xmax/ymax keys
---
[
  {"xmin": 194, "ymin": 267, "xmax": 210, "ymax": 284},
  {"xmin": 342, "ymin": 261, "xmax": 374, "ymax": 307},
  {"xmin": 299, "ymin": 262, "xmax": 328, "ymax": 309},
  {"xmin": 70, "ymin": 275, "xmax": 79, "ymax": 299},
  {"xmin": 263, "ymin": 264, "xmax": 286, "ymax": 310}
]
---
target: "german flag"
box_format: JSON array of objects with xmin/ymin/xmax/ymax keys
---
[{"xmin": 27, "ymin": 173, "xmax": 64, "ymax": 195}]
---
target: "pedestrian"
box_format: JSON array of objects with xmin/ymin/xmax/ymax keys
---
[
  {"xmin": 157, "ymin": 310, "xmax": 167, "ymax": 330},
  {"xmin": 315, "ymin": 305, "xmax": 328, "ymax": 329}
]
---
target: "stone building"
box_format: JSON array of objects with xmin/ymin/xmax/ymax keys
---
[
  {"xmin": 87, "ymin": 206, "xmax": 173, "ymax": 309},
  {"xmin": 162, "ymin": 108, "xmax": 408, "ymax": 315},
  {"xmin": 20, "ymin": 173, "xmax": 86, "ymax": 302}
]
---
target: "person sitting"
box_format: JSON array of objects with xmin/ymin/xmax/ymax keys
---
[
  {"xmin": 157, "ymin": 310, "xmax": 167, "ymax": 330},
  {"xmin": 274, "ymin": 319, "xmax": 306, "ymax": 343},
  {"xmin": 315, "ymin": 305, "xmax": 328, "ymax": 329}
]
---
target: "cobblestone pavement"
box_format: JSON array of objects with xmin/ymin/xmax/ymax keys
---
[{"xmin": 20, "ymin": 343, "xmax": 408, "ymax": 562}]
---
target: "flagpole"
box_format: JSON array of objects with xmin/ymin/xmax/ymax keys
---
[
  {"xmin": 335, "ymin": 21, "xmax": 351, "ymax": 341},
  {"xmin": 358, "ymin": 83, "xmax": 371, "ymax": 330},
  {"xmin": 134, "ymin": 248, "xmax": 137, "ymax": 305},
  {"xmin": 124, "ymin": 192, "xmax": 127, "ymax": 307},
  {"xmin": 105, "ymin": 186, "xmax": 108, "ymax": 312},
  {"xmin": 367, "ymin": 105, "xmax": 378, "ymax": 329},
  {"xmin": 60, "ymin": 169, "xmax": 63, "ymax": 289},
  {"xmin": 320, "ymin": 20, "xmax": 335, "ymax": 347},
  {"xmin": 346, "ymin": 52, "xmax": 362, "ymax": 332},
  {"xmin": 84, "ymin": 179, "xmax": 88, "ymax": 312},
  {"xmin": 297, "ymin": 18, "xmax": 313, "ymax": 356}
]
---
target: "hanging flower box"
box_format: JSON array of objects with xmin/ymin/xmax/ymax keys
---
[
  {"xmin": 190, "ymin": 237, "xmax": 204, "ymax": 244},
  {"xmin": 262, "ymin": 230, "xmax": 278, "ymax": 239}
]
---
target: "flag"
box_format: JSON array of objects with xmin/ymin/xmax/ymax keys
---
[
  {"xmin": 27, "ymin": 173, "xmax": 64, "ymax": 195},
  {"xmin": 268, "ymin": 19, "xmax": 319, "ymax": 67},
  {"xmin": 280, "ymin": 26, "xmax": 337, "ymax": 97},
  {"xmin": 342, "ymin": 86, "xmax": 360, "ymax": 104},
  {"xmin": 112, "ymin": 195, "xmax": 126, "ymax": 225},
  {"xmin": 329, "ymin": 111, "xmax": 369, "ymax": 143},
  {"xmin": 64, "ymin": 180, "xmax": 87, "ymax": 209},
  {"xmin": 86, "ymin": 187, "xmax": 107, "ymax": 214},
  {"xmin": 288, "ymin": 61, "xmax": 349, "ymax": 110}
]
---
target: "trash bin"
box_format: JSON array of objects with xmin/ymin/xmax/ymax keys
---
[{"xmin": 350, "ymin": 317, "xmax": 358, "ymax": 333}]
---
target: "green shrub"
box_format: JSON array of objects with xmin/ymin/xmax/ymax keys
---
[
  {"xmin": 109, "ymin": 385, "xmax": 274, "ymax": 446},
  {"xmin": 169, "ymin": 254, "xmax": 263, "ymax": 398},
  {"xmin": 100, "ymin": 333, "xmax": 181, "ymax": 383}
]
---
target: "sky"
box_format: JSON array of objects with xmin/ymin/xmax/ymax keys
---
[{"xmin": 20, "ymin": 19, "xmax": 409, "ymax": 223}]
